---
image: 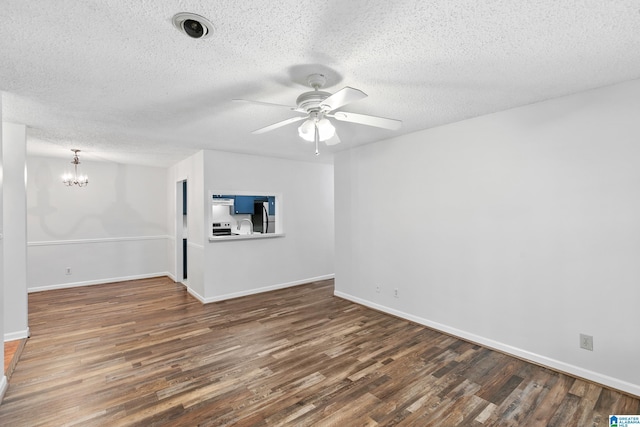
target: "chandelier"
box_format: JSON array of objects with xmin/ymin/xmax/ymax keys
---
[{"xmin": 62, "ymin": 149, "xmax": 89, "ymax": 187}]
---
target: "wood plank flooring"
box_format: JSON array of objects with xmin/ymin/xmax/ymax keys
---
[
  {"xmin": 0, "ymin": 277, "xmax": 637, "ymax": 426},
  {"xmin": 4, "ymin": 338, "xmax": 28, "ymax": 385},
  {"xmin": 4, "ymin": 340, "xmax": 22, "ymax": 374}
]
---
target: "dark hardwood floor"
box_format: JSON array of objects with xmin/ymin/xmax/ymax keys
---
[{"xmin": 0, "ymin": 277, "xmax": 637, "ymax": 426}]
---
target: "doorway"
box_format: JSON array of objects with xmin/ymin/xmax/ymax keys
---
[{"xmin": 175, "ymin": 179, "xmax": 187, "ymax": 282}]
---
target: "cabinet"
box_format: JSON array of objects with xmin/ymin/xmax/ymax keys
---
[
  {"xmin": 212, "ymin": 194, "xmax": 276, "ymax": 215},
  {"xmin": 233, "ymin": 196, "xmax": 255, "ymax": 214},
  {"xmin": 267, "ymin": 196, "xmax": 275, "ymax": 215}
]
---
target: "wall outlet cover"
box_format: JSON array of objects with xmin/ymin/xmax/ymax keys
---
[{"xmin": 580, "ymin": 333, "xmax": 593, "ymax": 351}]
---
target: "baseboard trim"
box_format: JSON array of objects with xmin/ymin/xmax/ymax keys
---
[
  {"xmin": 190, "ymin": 274, "xmax": 335, "ymax": 304},
  {"xmin": 186, "ymin": 286, "xmax": 206, "ymax": 303},
  {"xmin": 334, "ymin": 290, "xmax": 640, "ymax": 399},
  {"xmin": 0, "ymin": 375, "xmax": 7, "ymax": 404},
  {"xmin": 28, "ymin": 272, "xmax": 171, "ymax": 293},
  {"xmin": 4, "ymin": 328, "xmax": 30, "ymax": 342}
]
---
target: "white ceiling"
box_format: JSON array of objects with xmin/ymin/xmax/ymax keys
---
[{"xmin": 2, "ymin": 0, "xmax": 640, "ymax": 167}]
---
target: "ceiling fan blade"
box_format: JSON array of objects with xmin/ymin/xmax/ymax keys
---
[
  {"xmin": 324, "ymin": 131, "xmax": 341, "ymax": 146},
  {"xmin": 252, "ymin": 116, "xmax": 307, "ymax": 134},
  {"xmin": 233, "ymin": 99, "xmax": 299, "ymax": 111},
  {"xmin": 331, "ymin": 111, "xmax": 402, "ymax": 130},
  {"xmin": 320, "ymin": 87, "xmax": 367, "ymax": 111}
]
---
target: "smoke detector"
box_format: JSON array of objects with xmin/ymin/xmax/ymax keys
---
[{"xmin": 172, "ymin": 12, "xmax": 214, "ymax": 39}]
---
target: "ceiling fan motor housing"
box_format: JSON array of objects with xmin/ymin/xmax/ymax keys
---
[{"xmin": 296, "ymin": 91, "xmax": 332, "ymax": 113}]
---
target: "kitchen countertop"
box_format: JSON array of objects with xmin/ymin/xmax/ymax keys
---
[{"xmin": 209, "ymin": 233, "xmax": 285, "ymax": 242}]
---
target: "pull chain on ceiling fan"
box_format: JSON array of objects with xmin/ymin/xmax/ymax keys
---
[{"xmin": 233, "ymin": 73, "xmax": 402, "ymax": 155}]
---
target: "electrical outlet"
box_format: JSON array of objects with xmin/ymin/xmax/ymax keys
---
[
  {"xmin": 376, "ymin": 285, "xmax": 381, "ymax": 293},
  {"xmin": 65, "ymin": 267, "xmax": 72, "ymax": 275},
  {"xmin": 394, "ymin": 288, "xmax": 399, "ymax": 298},
  {"xmin": 580, "ymin": 333, "xmax": 593, "ymax": 351}
]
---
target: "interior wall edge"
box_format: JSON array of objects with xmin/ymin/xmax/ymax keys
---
[
  {"xmin": 186, "ymin": 286, "xmax": 205, "ymax": 304},
  {"xmin": 334, "ymin": 290, "xmax": 640, "ymax": 399}
]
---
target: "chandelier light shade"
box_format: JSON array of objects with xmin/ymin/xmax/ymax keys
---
[{"xmin": 62, "ymin": 149, "xmax": 89, "ymax": 187}]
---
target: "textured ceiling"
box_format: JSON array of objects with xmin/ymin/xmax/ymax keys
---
[{"xmin": 2, "ymin": 0, "xmax": 640, "ymax": 166}]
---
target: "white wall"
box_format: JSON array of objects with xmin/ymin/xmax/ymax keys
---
[
  {"xmin": 202, "ymin": 150, "xmax": 334, "ymax": 301},
  {"xmin": 27, "ymin": 156, "xmax": 169, "ymax": 291},
  {"xmin": 3, "ymin": 123, "xmax": 28, "ymax": 341},
  {"xmin": 0, "ymin": 97, "xmax": 6, "ymax": 400},
  {"xmin": 169, "ymin": 150, "xmax": 334, "ymax": 302},
  {"xmin": 167, "ymin": 150, "xmax": 205, "ymax": 297},
  {"xmin": 334, "ymin": 79, "xmax": 640, "ymax": 397}
]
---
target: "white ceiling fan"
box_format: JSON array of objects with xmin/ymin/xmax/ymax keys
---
[{"xmin": 233, "ymin": 74, "xmax": 402, "ymax": 155}]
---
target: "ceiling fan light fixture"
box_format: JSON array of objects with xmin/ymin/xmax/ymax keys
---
[
  {"xmin": 298, "ymin": 119, "xmax": 315, "ymax": 142},
  {"xmin": 298, "ymin": 118, "xmax": 335, "ymax": 142},
  {"xmin": 317, "ymin": 119, "xmax": 335, "ymax": 140},
  {"xmin": 236, "ymin": 73, "xmax": 402, "ymax": 155}
]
